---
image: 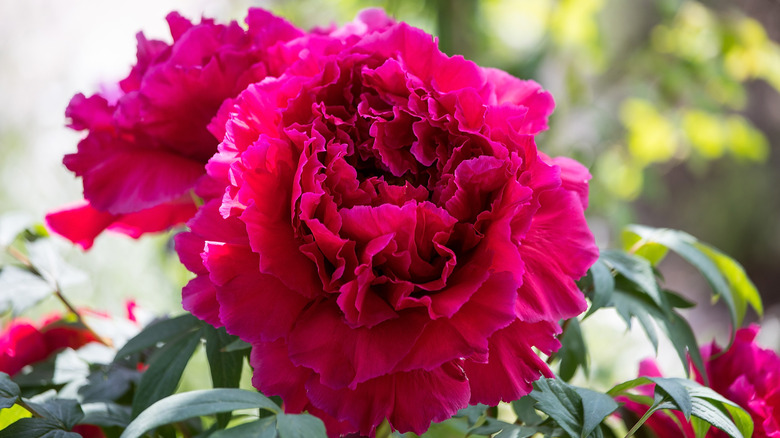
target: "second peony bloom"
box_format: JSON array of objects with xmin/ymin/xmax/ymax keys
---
[{"xmin": 170, "ymin": 8, "xmax": 599, "ymax": 437}]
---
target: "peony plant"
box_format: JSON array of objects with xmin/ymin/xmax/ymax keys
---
[{"xmin": 0, "ymin": 6, "xmax": 771, "ymax": 438}]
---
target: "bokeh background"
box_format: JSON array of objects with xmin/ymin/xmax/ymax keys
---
[{"xmin": 1, "ymin": 0, "xmax": 778, "ymax": 386}]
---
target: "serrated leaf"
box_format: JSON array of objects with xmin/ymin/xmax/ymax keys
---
[
  {"xmin": 0, "ymin": 265, "xmax": 55, "ymax": 315},
  {"xmin": 115, "ymin": 313, "xmax": 201, "ymax": 360},
  {"xmin": 23, "ymin": 398, "xmax": 84, "ymax": 430},
  {"xmin": 80, "ymin": 402, "xmax": 131, "ymax": 428},
  {"xmin": 558, "ymin": 318, "xmax": 588, "ymax": 381},
  {"xmin": 131, "ymin": 327, "xmax": 203, "ymax": 417},
  {"xmin": 120, "ymin": 389, "xmax": 280, "ymax": 438},
  {"xmin": 531, "ymin": 378, "xmax": 580, "ymax": 437},
  {"xmin": 0, "ymin": 417, "xmax": 81, "ymax": 438},
  {"xmin": 209, "ymin": 417, "xmax": 277, "ymax": 438},
  {"xmin": 276, "ymin": 412, "xmax": 327, "ymax": 438},
  {"xmin": 601, "ymin": 250, "xmax": 664, "ymax": 309},
  {"xmin": 584, "ymin": 259, "xmax": 614, "ymax": 317},
  {"xmin": 0, "ymin": 372, "xmax": 20, "ymax": 408},
  {"xmin": 574, "ymin": 387, "xmax": 618, "ymax": 437}
]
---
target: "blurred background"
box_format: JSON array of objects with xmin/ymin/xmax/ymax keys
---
[{"xmin": 1, "ymin": 0, "xmax": 778, "ymax": 384}]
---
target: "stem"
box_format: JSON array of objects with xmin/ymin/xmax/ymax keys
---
[
  {"xmin": 624, "ymin": 403, "xmax": 661, "ymax": 438},
  {"xmin": 16, "ymin": 398, "xmax": 43, "ymax": 418},
  {"xmin": 5, "ymin": 246, "xmax": 112, "ymax": 347}
]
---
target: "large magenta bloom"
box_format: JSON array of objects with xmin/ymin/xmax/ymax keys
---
[
  {"xmin": 621, "ymin": 326, "xmax": 780, "ymax": 437},
  {"xmin": 176, "ymin": 11, "xmax": 597, "ymax": 437},
  {"xmin": 46, "ymin": 9, "xmax": 305, "ymax": 249}
]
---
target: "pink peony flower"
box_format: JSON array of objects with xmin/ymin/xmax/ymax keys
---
[
  {"xmin": 176, "ymin": 10, "xmax": 597, "ymax": 437},
  {"xmin": 621, "ymin": 326, "xmax": 780, "ymax": 437},
  {"xmin": 0, "ymin": 314, "xmax": 98, "ymax": 377},
  {"xmin": 46, "ymin": 9, "xmax": 306, "ymax": 249}
]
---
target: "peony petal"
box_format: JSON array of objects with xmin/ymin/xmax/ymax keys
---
[
  {"xmin": 181, "ymin": 275, "xmax": 222, "ymax": 327},
  {"xmin": 287, "ymin": 299, "xmax": 428, "ymax": 388},
  {"xmin": 514, "ymin": 187, "xmax": 596, "ymax": 322},
  {"xmin": 204, "ymin": 242, "xmax": 309, "ymax": 343},
  {"xmin": 47, "ymin": 199, "xmax": 196, "ymax": 250},
  {"xmin": 464, "ymin": 320, "xmax": 560, "ymax": 405},
  {"xmin": 306, "ymin": 360, "xmax": 470, "ymax": 436}
]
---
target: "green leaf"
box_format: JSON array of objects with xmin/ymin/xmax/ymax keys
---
[
  {"xmin": 0, "ymin": 372, "xmax": 20, "ymax": 409},
  {"xmin": 621, "ymin": 228, "xmax": 668, "ymax": 265},
  {"xmin": 205, "ymin": 326, "xmax": 244, "ymax": 389},
  {"xmin": 649, "ymin": 378, "xmax": 691, "ymax": 420},
  {"xmin": 625, "ymin": 225, "xmax": 762, "ymax": 328},
  {"xmin": 454, "ymin": 403, "xmax": 488, "ymax": 427},
  {"xmin": 529, "ymin": 378, "xmax": 580, "ymax": 438},
  {"xmin": 584, "ymin": 259, "xmax": 614, "ymax": 317},
  {"xmin": 696, "ymin": 243, "xmax": 763, "ymax": 321},
  {"xmin": 23, "ymin": 398, "xmax": 84, "ymax": 430},
  {"xmin": 120, "ymin": 389, "xmax": 280, "ymax": 438},
  {"xmin": 80, "ymin": 402, "xmax": 132, "ymax": 428},
  {"xmin": 607, "ymin": 281, "xmax": 703, "ymax": 378},
  {"xmin": 209, "ymin": 417, "xmax": 277, "ymax": 438},
  {"xmin": 0, "ymin": 418, "xmax": 81, "ymax": 438},
  {"xmin": 223, "ymin": 338, "xmax": 252, "ymax": 352},
  {"xmin": 0, "ymin": 265, "xmax": 54, "ymax": 315},
  {"xmin": 678, "ymin": 380, "xmax": 753, "ymax": 438},
  {"xmin": 610, "ymin": 377, "xmax": 753, "ymax": 438},
  {"xmin": 0, "ymin": 404, "xmax": 32, "ymax": 429},
  {"xmin": 574, "ymin": 387, "xmax": 619, "ymax": 438},
  {"xmin": 511, "ymin": 396, "xmax": 543, "ymax": 426},
  {"xmin": 78, "ymin": 363, "xmax": 139, "ymax": 403},
  {"xmin": 557, "ymin": 318, "xmax": 588, "ymax": 381},
  {"xmin": 131, "ymin": 327, "xmax": 204, "ymax": 417},
  {"xmin": 204, "ymin": 325, "xmax": 245, "ymax": 428},
  {"xmin": 601, "ymin": 250, "xmax": 664, "ymax": 309},
  {"xmin": 115, "ymin": 313, "xmax": 201, "ymax": 360},
  {"xmin": 276, "ymin": 412, "xmax": 327, "ymax": 438},
  {"xmin": 530, "ymin": 378, "xmax": 617, "ymax": 438}
]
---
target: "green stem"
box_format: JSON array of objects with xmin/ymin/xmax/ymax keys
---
[{"xmin": 624, "ymin": 403, "xmax": 661, "ymax": 438}]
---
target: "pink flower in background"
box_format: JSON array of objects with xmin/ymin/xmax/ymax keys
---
[
  {"xmin": 0, "ymin": 314, "xmax": 97, "ymax": 377},
  {"xmin": 46, "ymin": 9, "xmax": 305, "ymax": 249},
  {"xmin": 177, "ymin": 10, "xmax": 597, "ymax": 436},
  {"xmin": 699, "ymin": 326, "xmax": 780, "ymax": 437},
  {"xmin": 621, "ymin": 325, "xmax": 780, "ymax": 437}
]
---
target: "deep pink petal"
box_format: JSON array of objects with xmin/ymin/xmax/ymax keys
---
[
  {"xmin": 47, "ymin": 199, "xmax": 196, "ymax": 250},
  {"xmin": 287, "ymin": 299, "xmax": 429, "ymax": 388},
  {"xmin": 306, "ymin": 360, "xmax": 470, "ymax": 436},
  {"xmin": 464, "ymin": 320, "xmax": 560, "ymax": 405},
  {"xmin": 181, "ymin": 275, "xmax": 222, "ymax": 327}
]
